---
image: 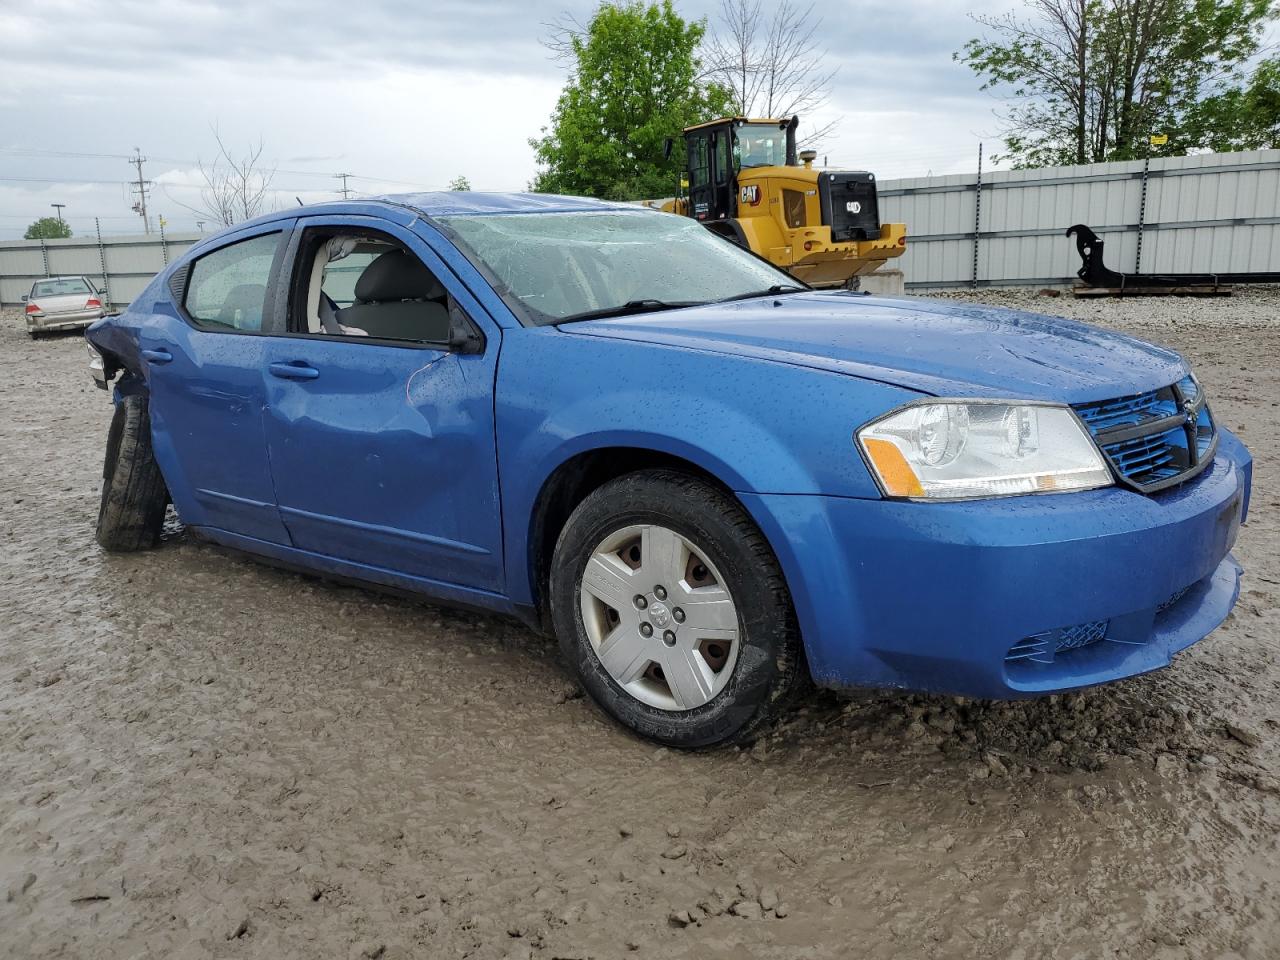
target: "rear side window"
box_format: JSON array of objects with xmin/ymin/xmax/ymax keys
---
[{"xmin": 185, "ymin": 233, "xmax": 280, "ymax": 331}]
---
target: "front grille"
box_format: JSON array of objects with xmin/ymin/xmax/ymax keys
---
[
  {"xmin": 1157, "ymin": 585, "xmax": 1191, "ymax": 614},
  {"xmin": 1006, "ymin": 620, "xmax": 1109, "ymax": 666},
  {"xmin": 1073, "ymin": 377, "xmax": 1216, "ymax": 493}
]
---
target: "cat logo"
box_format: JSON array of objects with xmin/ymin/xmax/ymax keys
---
[
  {"xmin": 741, "ymin": 185, "xmax": 761, "ymax": 206},
  {"xmin": 846, "ymin": 201, "xmax": 862, "ymax": 215}
]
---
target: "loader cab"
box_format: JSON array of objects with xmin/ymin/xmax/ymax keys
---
[{"xmin": 683, "ymin": 116, "xmax": 798, "ymax": 223}]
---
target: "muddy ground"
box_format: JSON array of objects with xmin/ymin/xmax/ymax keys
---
[{"xmin": 1, "ymin": 290, "xmax": 1277, "ymax": 960}]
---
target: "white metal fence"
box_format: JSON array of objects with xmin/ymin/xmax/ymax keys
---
[
  {"xmin": 3, "ymin": 148, "xmax": 1278, "ymax": 303},
  {"xmin": 0, "ymin": 225, "xmax": 201, "ymax": 307},
  {"xmin": 878, "ymin": 148, "xmax": 1280, "ymax": 289}
]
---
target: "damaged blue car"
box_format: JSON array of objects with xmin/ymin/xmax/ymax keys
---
[{"xmin": 86, "ymin": 193, "xmax": 1251, "ymax": 747}]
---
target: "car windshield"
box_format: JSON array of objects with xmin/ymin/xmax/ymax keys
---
[
  {"xmin": 734, "ymin": 123, "xmax": 788, "ymax": 169},
  {"xmin": 33, "ymin": 278, "xmax": 90, "ymax": 297},
  {"xmin": 438, "ymin": 210, "xmax": 800, "ymax": 325}
]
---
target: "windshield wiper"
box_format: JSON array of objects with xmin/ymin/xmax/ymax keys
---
[
  {"xmin": 557, "ymin": 299, "xmax": 704, "ymax": 323},
  {"xmin": 715, "ymin": 284, "xmax": 808, "ymax": 303}
]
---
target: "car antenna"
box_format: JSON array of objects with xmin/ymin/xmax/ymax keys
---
[{"xmin": 296, "ymin": 196, "xmax": 304, "ymax": 206}]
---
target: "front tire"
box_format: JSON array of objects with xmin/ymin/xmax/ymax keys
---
[
  {"xmin": 96, "ymin": 393, "xmax": 168, "ymax": 552},
  {"xmin": 550, "ymin": 470, "xmax": 805, "ymax": 748}
]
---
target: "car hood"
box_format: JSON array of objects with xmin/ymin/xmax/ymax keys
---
[{"xmin": 562, "ymin": 293, "xmax": 1187, "ymax": 403}]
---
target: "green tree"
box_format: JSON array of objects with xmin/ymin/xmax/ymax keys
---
[
  {"xmin": 447, "ymin": 175, "xmax": 472, "ymax": 191},
  {"xmin": 531, "ymin": 0, "xmax": 732, "ymax": 199},
  {"xmin": 1183, "ymin": 54, "xmax": 1280, "ymax": 150},
  {"xmin": 24, "ymin": 217, "xmax": 72, "ymax": 240},
  {"xmin": 957, "ymin": 0, "xmax": 1276, "ymax": 168}
]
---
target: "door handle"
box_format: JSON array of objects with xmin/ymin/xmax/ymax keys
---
[
  {"xmin": 268, "ymin": 361, "xmax": 320, "ymax": 381},
  {"xmin": 141, "ymin": 348, "xmax": 172, "ymax": 364}
]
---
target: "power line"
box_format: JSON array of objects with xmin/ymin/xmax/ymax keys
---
[
  {"xmin": 0, "ymin": 146, "xmax": 444, "ymax": 190},
  {"xmin": 0, "ymin": 147, "xmax": 136, "ymax": 161},
  {"xmin": 0, "ymin": 177, "xmax": 127, "ymax": 184}
]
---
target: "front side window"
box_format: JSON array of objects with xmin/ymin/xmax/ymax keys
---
[
  {"xmin": 440, "ymin": 210, "xmax": 798, "ymax": 325},
  {"xmin": 321, "ymin": 250, "xmax": 382, "ymax": 308},
  {"xmin": 293, "ymin": 231, "xmax": 453, "ymax": 344},
  {"xmin": 185, "ymin": 233, "xmax": 280, "ymax": 332}
]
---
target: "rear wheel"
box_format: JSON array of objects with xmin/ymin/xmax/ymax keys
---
[
  {"xmin": 550, "ymin": 470, "xmax": 805, "ymax": 748},
  {"xmin": 96, "ymin": 393, "xmax": 168, "ymax": 552}
]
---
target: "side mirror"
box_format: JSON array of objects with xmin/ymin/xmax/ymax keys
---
[
  {"xmin": 663, "ymin": 137, "xmax": 674, "ymax": 161},
  {"xmin": 21, "ymin": 294, "xmax": 28, "ymax": 302}
]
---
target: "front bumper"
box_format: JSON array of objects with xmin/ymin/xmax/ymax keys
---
[
  {"xmin": 28, "ymin": 310, "xmax": 103, "ymax": 332},
  {"xmin": 740, "ymin": 428, "xmax": 1252, "ymax": 699}
]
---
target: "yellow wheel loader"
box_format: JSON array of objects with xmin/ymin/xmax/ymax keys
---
[{"xmin": 647, "ymin": 116, "xmax": 907, "ymax": 288}]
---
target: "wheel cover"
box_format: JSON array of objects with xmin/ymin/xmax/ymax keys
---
[{"xmin": 579, "ymin": 523, "xmax": 741, "ymax": 711}]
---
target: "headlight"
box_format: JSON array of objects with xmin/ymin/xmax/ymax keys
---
[
  {"xmin": 86, "ymin": 340, "xmax": 108, "ymax": 388},
  {"xmin": 857, "ymin": 400, "xmax": 1113, "ymax": 500}
]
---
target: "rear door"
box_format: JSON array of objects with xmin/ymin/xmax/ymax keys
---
[
  {"xmin": 139, "ymin": 222, "xmax": 293, "ymax": 543},
  {"xmin": 258, "ymin": 216, "xmax": 506, "ymax": 593}
]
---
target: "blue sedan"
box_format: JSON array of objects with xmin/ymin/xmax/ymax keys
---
[{"xmin": 85, "ymin": 193, "xmax": 1252, "ymax": 747}]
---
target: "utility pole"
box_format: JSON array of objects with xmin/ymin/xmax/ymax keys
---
[
  {"xmin": 129, "ymin": 148, "xmax": 152, "ymax": 234},
  {"xmin": 50, "ymin": 203, "xmax": 66, "ymax": 229},
  {"xmin": 334, "ymin": 172, "xmax": 353, "ymax": 199}
]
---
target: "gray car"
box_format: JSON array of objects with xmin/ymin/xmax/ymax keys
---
[{"xmin": 23, "ymin": 276, "xmax": 106, "ymax": 338}]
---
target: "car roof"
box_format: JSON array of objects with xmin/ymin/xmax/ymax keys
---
[
  {"xmin": 375, "ymin": 191, "xmax": 634, "ymax": 217},
  {"xmin": 235, "ymin": 192, "xmax": 640, "ymax": 234},
  {"xmin": 196, "ymin": 192, "xmax": 655, "ymax": 254},
  {"xmin": 34, "ymin": 275, "xmax": 90, "ymax": 282}
]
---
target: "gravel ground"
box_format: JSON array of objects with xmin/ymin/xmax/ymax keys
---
[{"xmin": 1, "ymin": 289, "xmax": 1277, "ymax": 959}]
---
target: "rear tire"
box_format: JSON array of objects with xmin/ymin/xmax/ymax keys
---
[
  {"xmin": 96, "ymin": 393, "xmax": 168, "ymax": 552},
  {"xmin": 550, "ymin": 470, "xmax": 805, "ymax": 748}
]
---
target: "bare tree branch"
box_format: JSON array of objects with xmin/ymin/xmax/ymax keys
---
[
  {"xmin": 167, "ymin": 126, "xmax": 278, "ymax": 227},
  {"xmin": 703, "ymin": 0, "xmax": 837, "ymax": 138}
]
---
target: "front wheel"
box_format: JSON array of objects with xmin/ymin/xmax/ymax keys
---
[{"xmin": 550, "ymin": 470, "xmax": 805, "ymax": 748}]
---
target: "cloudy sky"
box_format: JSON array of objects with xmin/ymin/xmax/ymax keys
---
[{"xmin": 1, "ymin": 0, "xmax": 1019, "ymax": 240}]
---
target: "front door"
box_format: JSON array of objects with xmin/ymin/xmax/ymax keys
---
[
  {"xmin": 686, "ymin": 125, "xmax": 735, "ymax": 223},
  {"xmin": 259, "ymin": 217, "xmax": 505, "ymax": 593},
  {"xmin": 140, "ymin": 223, "xmax": 293, "ymax": 544},
  {"xmin": 686, "ymin": 129, "xmax": 714, "ymax": 222}
]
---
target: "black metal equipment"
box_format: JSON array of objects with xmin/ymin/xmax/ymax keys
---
[
  {"xmin": 1067, "ymin": 224, "xmax": 1280, "ymax": 293},
  {"xmin": 818, "ymin": 172, "xmax": 881, "ymax": 241}
]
